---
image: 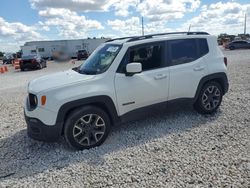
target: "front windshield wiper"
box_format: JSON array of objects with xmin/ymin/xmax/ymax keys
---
[
  {"xmin": 72, "ymin": 66, "xmax": 97, "ymax": 75},
  {"xmin": 78, "ymin": 69, "xmax": 98, "ymax": 75},
  {"xmin": 72, "ymin": 66, "xmax": 80, "ymax": 72}
]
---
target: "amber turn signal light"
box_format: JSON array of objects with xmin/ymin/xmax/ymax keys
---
[{"xmin": 41, "ymin": 96, "xmax": 46, "ymax": 105}]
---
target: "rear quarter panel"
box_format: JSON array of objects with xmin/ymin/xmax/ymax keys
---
[{"xmin": 206, "ymin": 36, "xmax": 228, "ymax": 75}]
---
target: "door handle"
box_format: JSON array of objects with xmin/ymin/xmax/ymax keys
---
[
  {"xmin": 154, "ymin": 74, "xmax": 167, "ymax": 80},
  {"xmin": 193, "ymin": 66, "xmax": 205, "ymax": 71}
]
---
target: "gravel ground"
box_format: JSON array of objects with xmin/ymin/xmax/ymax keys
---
[{"xmin": 0, "ymin": 51, "xmax": 249, "ymax": 187}]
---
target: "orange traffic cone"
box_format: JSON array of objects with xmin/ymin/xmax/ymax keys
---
[
  {"xmin": 4, "ymin": 66, "xmax": 8, "ymax": 72},
  {"xmin": 0, "ymin": 67, "xmax": 4, "ymax": 74}
]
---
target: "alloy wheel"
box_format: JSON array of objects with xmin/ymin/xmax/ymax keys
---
[
  {"xmin": 73, "ymin": 114, "xmax": 106, "ymax": 146},
  {"xmin": 201, "ymin": 85, "xmax": 221, "ymax": 111}
]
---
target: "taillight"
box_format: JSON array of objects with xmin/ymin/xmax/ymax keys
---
[
  {"xmin": 32, "ymin": 59, "xmax": 36, "ymax": 63},
  {"xmin": 224, "ymin": 57, "xmax": 227, "ymax": 66}
]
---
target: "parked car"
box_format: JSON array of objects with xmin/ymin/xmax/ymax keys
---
[
  {"xmin": 24, "ymin": 32, "xmax": 229, "ymax": 150},
  {"xmin": 20, "ymin": 55, "xmax": 47, "ymax": 71},
  {"xmin": 77, "ymin": 49, "xmax": 89, "ymax": 60},
  {"xmin": 225, "ymin": 40, "xmax": 250, "ymax": 50},
  {"xmin": 3, "ymin": 53, "xmax": 14, "ymax": 64}
]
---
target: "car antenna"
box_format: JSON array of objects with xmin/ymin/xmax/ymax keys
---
[{"xmin": 188, "ymin": 24, "xmax": 191, "ymax": 32}]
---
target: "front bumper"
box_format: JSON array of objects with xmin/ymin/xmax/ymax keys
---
[{"xmin": 25, "ymin": 112, "xmax": 62, "ymax": 142}]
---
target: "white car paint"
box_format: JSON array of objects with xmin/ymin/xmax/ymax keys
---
[{"xmin": 25, "ymin": 34, "xmax": 227, "ymax": 126}]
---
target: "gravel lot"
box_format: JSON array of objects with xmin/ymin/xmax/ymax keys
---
[{"xmin": 0, "ymin": 51, "xmax": 249, "ymax": 187}]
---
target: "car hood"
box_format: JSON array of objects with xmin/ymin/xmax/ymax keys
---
[{"xmin": 28, "ymin": 69, "xmax": 95, "ymax": 94}]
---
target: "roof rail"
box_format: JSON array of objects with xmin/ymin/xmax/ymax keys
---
[
  {"xmin": 105, "ymin": 36, "xmax": 139, "ymax": 43},
  {"xmin": 127, "ymin": 32, "xmax": 210, "ymax": 42}
]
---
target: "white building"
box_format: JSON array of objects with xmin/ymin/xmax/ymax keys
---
[{"xmin": 22, "ymin": 38, "xmax": 109, "ymax": 59}]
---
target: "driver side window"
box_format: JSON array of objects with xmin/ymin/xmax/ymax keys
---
[{"xmin": 117, "ymin": 43, "xmax": 164, "ymax": 73}]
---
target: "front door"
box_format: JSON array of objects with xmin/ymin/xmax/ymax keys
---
[{"xmin": 114, "ymin": 42, "xmax": 169, "ymax": 116}]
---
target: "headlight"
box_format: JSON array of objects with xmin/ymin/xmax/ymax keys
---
[{"xmin": 28, "ymin": 93, "xmax": 38, "ymax": 110}]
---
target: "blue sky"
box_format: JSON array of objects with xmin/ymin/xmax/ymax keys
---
[{"xmin": 0, "ymin": 0, "xmax": 250, "ymax": 52}]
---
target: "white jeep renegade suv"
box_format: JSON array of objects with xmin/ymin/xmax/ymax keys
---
[{"xmin": 24, "ymin": 32, "xmax": 229, "ymax": 150}]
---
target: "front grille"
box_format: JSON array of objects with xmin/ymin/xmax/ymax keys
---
[{"xmin": 28, "ymin": 93, "xmax": 38, "ymax": 110}]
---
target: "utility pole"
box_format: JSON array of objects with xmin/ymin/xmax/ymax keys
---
[
  {"xmin": 141, "ymin": 16, "xmax": 144, "ymax": 36},
  {"xmin": 244, "ymin": 13, "xmax": 247, "ymax": 35},
  {"xmin": 138, "ymin": 0, "xmax": 144, "ymax": 36}
]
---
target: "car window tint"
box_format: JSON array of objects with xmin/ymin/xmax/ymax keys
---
[
  {"xmin": 129, "ymin": 44, "xmax": 163, "ymax": 71},
  {"xmin": 198, "ymin": 39, "xmax": 209, "ymax": 57},
  {"xmin": 169, "ymin": 39, "xmax": 197, "ymax": 65}
]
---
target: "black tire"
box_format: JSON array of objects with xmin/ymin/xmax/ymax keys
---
[
  {"xmin": 43, "ymin": 60, "xmax": 47, "ymax": 68},
  {"xmin": 194, "ymin": 81, "xmax": 223, "ymax": 114},
  {"xmin": 38, "ymin": 63, "xmax": 42, "ymax": 69},
  {"xmin": 64, "ymin": 106, "xmax": 111, "ymax": 150},
  {"xmin": 229, "ymin": 46, "xmax": 235, "ymax": 50}
]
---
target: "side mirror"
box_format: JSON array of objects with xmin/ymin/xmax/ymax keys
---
[{"xmin": 126, "ymin": 62, "xmax": 142, "ymax": 76}]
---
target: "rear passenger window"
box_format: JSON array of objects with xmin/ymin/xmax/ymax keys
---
[
  {"xmin": 198, "ymin": 39, "xmax": 209, "ymax": 57},
  {"xmin": 169, "ymin": 39, "xmax": 209, "ymax": 66},
  {"xmin": 169, "ymin": 39, "xmax": 197, "ymax": 66}
]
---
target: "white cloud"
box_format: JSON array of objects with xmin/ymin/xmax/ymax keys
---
[
  {"xmin": 30, "ymin": 0, "xmax": 110, "ymax": 12},
  {"xmin": 30, "ymin": 0, "xmax": 201, "ymax": 20},
  {"xmin": 107, "ymin": 17, "xmax": 174, "ymax": 36},
  {"xmin": 182, "ymin": 2, "xmax": 250, "ymax": 35},
  {"xmin": 38, "ymin": 8, "xmax": 104, "ymax": 39},
  {"xmin": 0, "ymin": 17, "xmax": 43, "ymax": 52},
  {"xmin": 137, "ymin": 0, "xmax": 201, "ymax": 21},
  {"xmin": 0, "ymin": 17, "xmax": 42, "ymax": 40},
  {"xmin": 107, "ymin": 17, "xmax": 141, "ymax": 36},
  {"xmin": 30, "ymin": 0, "xmax": 202, "ymax": 39},
  {"xmin": 106, "ymin": 0, "xmax": 138, "ymax": 17}
]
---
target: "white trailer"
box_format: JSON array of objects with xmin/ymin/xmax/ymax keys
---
[
  {"xmin": 22, "ymin": 38, "xmax": 109, "ymax": 59},
  {"xmin": 21, "ymin": 45, "xmax": 39, "ymax": 57}
]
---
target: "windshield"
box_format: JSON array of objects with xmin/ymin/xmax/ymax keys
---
[
  {"xmin": 78, "ymin": 44, "xmax": 121, "ymax": 75},
  {"xmin": 21, "ymin": 55, "xmax": 38, "ymax": 60},
  {"xmin": 3, "ymin": 54, "xmax": 13, "ymax": 59}
]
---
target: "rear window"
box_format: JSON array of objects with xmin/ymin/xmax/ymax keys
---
[
  {"xmin": 169, "ymin": 38, "xmax": 209, "ymax": 66},
  {"xmin": 21, "ymin": 55, "xmax": 36, "ymax": 60},
  {"xmin": 78, "ymin": 50, "xmax": 87, "ymax": 53}
]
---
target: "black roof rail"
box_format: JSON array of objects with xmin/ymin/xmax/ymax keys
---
[
  {"xmin": 105, "ymin": 36, "xmax": 139, "ymax": 43},
  {"xmin": 126, "ymin": 32, "xmax": 210, "ymax": 42}
]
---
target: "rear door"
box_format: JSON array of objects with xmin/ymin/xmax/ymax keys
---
[{"xmin": 168, "ymin": 38, "xmax": 209, "ymax": 100}]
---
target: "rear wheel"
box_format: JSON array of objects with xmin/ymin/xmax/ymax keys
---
[
  {"xmin": 194, "ymin": 82, "xmax": 223, "ymax": 114},
  {"xmin": 37, "ymin": 63, "xmax": 42, "ymax": 69},
  {"xmin": 64, "ymin": 106, "xmax": 111, "ymax": 150},
  {"xmin": 229, "ymin": 46, "xmax": 235, "ymax": 50}
]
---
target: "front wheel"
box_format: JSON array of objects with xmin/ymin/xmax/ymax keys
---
[
  {"xmin": 194, "ymin": 82, "xmax": 223, "ymax": 114},
  {"xmin": 64, "ymin": 106, "xmax": 111, "ymax": 150}
]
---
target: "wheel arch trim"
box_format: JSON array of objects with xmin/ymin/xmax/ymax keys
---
[
  {"xmin": 56, "ymin": 95, "xmax": 120, "ymax": 135},
  {"xmin": 194, "ymin": 72, "xmax": 229, "ymax": 102}
]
